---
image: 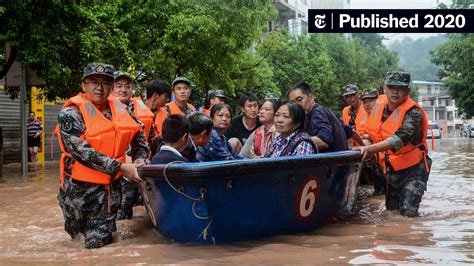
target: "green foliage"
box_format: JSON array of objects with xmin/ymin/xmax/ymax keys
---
[
  {"xmin": 1, "ymin": 0, "xmax": 277, "ymax": 102},
  {"xmin": 1, "ymin": 1, "xmax": 400, "ymax": 113},
  {"xmin": 388, "ymin": 35, "xmax": 447, "ymax": 81},
  {"xmin": 431, "ymin": 0, "xmax": 474, "ymax": 117},
  {"xmin": 432, "ymin": 33, "xmax": 474, "ymax": 118}
]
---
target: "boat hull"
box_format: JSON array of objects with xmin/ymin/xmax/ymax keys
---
[{"xmin": 139, "ymin": 151, "xmax": 361, "ymax": 243}]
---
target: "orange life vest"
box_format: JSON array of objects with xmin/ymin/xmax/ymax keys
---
[
  {"xmin": 165, "ymin": 101, "xmax": 196, "ymax": 115},
  {"xmin": 153, "ymin": 107, "xmax": 168, "ymax": 137},
  {"xmin": 365, "ymin": 96, "xmax": 429, "ymax": 172},
  {"xmin": 359, "ymin": 94, "xmax": 387, "ymax": 136},
  {"xmin": 201, "ymin": 107, "xmax": 210, "ymax": 116},
  {"xmin": 56, "ymin": 93, "xmax": 141, "ymax": 187},
  {"xmin": 130, "ymin": 97, "xmax": 154, "ymax": 142},
  {"xmin": 342, "ymin": 101, "xmax": 367, "ymax": 136}
]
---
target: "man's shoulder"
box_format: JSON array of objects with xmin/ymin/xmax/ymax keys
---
[
  {"xmin": 58, "ymin": 106, "xmax": 82, "ymax": 120},
  {"xmin": 403, "ymin": 106, "xmax": 423, "ymax": 122}
]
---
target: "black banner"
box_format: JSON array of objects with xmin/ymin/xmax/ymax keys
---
[{"xmin": 308, "ymin": 9, "xmax": 474, "ymax": 33}]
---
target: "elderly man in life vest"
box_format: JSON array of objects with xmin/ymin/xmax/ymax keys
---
[
  {"xmin": 356, "ymin": 71, "xmax": 431, "ymax": 217},
  {"xmin": 56, "ymin": 63, "xmax": 148, "ymax": 248},
  {"xmin": 112, "ymin": 71, "xmax": 151, "ymax": 220}
]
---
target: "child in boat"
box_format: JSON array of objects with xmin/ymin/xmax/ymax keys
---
[{"xmin": 151, "ymin": 114, "xmax": 190, "ymax": 164}]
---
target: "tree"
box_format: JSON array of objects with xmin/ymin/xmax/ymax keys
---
[
  {"xmin": 431, "ymin": 33, "xmax": 474, "ymax": 117},
  {"xmin": 1, "ymin": 0, "xmax": 277, "ymax": 101},
  {"xmin": 431, "ymin": 0, "xmax": 474, "ymax": 117}
]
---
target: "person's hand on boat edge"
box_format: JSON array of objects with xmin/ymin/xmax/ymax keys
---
[
  {"xmin": 354, "ymin": 140, "xmax": 393, "ymax": 161},
  {"xmin": 120, "ymin": 163, "xmax": 145, "ymax": 183},
  {"xmin": 354, "ymin": 145, "xmax": 373, "ymax": 161}
]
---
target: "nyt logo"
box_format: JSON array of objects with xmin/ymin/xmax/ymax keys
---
[{"xmin": 314, "ymin": 14, "xmax": 326, "ymax": 29}]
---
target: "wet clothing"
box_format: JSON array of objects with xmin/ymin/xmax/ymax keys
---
[
  {"xmin": 58, "ymin": 176, "xmax": 121, "ymax": 248},
  {"xmin": 306, "ymin": 103, "xmax": 348, "ymax": 152},
  {"xmin": 57, "ymin": 99, "xmax": 147, "ymax": 248},
  {"xmin": 117, "ymin": 99, "xmax": 150, "ymax": 220},
  {"xmin": 366, "ymin": 97, "xmax": 431, "ymax": 217},
  {"xmin": 197, "ymin": 129, "xmax": 243, "ymax": 162},
  {"xmin": 265, "ymin": 130, "xmax": 316, "ymax": 157},
  {"xmin": 360, "ymin": 157, "xmax": 386, "ymax": 195},
  {"xmin": 225, "ymin": 115, "xmax": 261, "ymax": 145}
]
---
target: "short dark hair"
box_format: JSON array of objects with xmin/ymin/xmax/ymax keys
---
[
  {"xmin": 210, "ymin": 103, "xmax": 233, "ymax": 121},
  {"xmin": 29, "ymin": 111, "xmax": 35, "ymax": 116},
  {"xmin": 278, "ymin": 101, "xmax": 306, "ymax": 131},
  {"xmin": 285, "ymin": 82, "xmax": 312, "ymax": 99},
  {"xmin": 239, "ymin": 92, "xmax": 258, "ymax": 107},
  {"xmin": 162, "ymin": 114, "xmax": 190, "ymax": 143},
  {"xmin": 146, "ymin": 80, "xmax": 171, "ymax": 99},
  {"xmin": 188, "ymin": 112, "xmax": 213, "ymax": 135}
]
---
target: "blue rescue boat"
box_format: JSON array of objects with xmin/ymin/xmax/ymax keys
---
[{"xmin": 138, "ymin": 151, "xmax": 362, "ymax": 243}]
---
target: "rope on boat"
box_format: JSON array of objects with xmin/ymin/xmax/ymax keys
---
[{"xmin": 163, "ymin": 161, "xmax": 213, "ymax": 240}]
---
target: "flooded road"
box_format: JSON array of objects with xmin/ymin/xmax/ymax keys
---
[{"xmin": 1, "ymin": 137, "xmax": 473, "ymax": 264}]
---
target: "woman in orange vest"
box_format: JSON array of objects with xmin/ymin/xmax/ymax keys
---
[
  {"xmin": 56, "ymin": 63, "xmax": 148, "ymax": 249},
  {"xmin": 165, "ymin": 76, "xmax": 196, "ymax": 116},
  {"xmin": 356, "ymin": 72, "xmax": 431, "ymax": 218}
]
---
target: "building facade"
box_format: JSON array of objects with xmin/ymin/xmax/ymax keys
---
[
  {"xmin": 413, "ymin": 80, "xmax": 464, "ymax": 136},
  {"xmin": 271, "ymin": 0, "xmax": 309, "ymax": 35}
]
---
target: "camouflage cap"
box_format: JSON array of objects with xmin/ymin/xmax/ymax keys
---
[
  {"xmin": 82, "ymin": 62, "xmax": 114, "ymax": 80},
  {"xmin": 264, "ymin": 93, "xmax": 279, "ymax": 101},
  {"xmin": 342, "ymin": 84, "xmax": 359, "ymax": 96},
  {"xmin": 360, "ymin": 88, "xmax": 379, "ymax": 100},
  {"xmin": 172, "ymin": 76, "xmax": 191, "ymax": 89},
  {"xmin": 208, "ymin": 89, "xmax": 226, "ymax": 99},
  {"xmin": 113, "ymin": 71, "xmax": 132, "ymax": 82},
  {"xmin": 384, "ymin": 71, "xmax": 410, "ymax": 87}
]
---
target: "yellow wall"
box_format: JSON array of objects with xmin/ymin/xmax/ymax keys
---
[{"xmin": 31, "ymin": 86, "xmax": 45, "ymax": 162}]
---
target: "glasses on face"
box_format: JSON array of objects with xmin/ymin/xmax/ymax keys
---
[{"xmin": 84, "ymin": 80, "xmax": 113, "ymax": 89}]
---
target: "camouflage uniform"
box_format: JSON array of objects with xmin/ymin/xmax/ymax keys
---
[
  {"xmin": 382, "ymin": 105, "xmax": 431, "ymax": 217},
  {"xmin": 116, "ymin": 100, "xmax": 148, "ymax": 220},
  {"xmin": 57, "ymin": 92, "xmax": 148, "ymax": 248},
  {"xmin": 359, "ymin": 88, "xmax": 386, "ymax": 194}
]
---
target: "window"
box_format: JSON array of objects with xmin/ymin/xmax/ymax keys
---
[
  {"xmin": 427, "ymin": 85, "xmax": 432, "ymax": 95},
  {"xmin": 430, "ymin": 99, "xmax": 434, "ymax": 106},
  {"xmin": 447, "ymin": 111, "xmax": 453, "ymax": 120}
]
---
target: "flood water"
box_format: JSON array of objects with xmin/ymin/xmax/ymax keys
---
[{"xmin": 1, "ymin": 138, "xmax": 473, "ymax": 264}]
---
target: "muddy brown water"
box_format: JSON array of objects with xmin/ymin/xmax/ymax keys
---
[{"xmin": 1, "ymin": 138, "xmax": 473, "ymax": 264}]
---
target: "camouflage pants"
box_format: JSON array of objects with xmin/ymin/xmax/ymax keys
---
[
  {"xmin": 57, "ymin": 176, "xmax": 121, "ymax": 249},
  {"xmin": 116, "ymin": 176, "xmax": 140, "ymax": 220},
  {"xmin": 360, "ymin": 158, "xmax": 386, "ymax": 194},
  {"xmin": 385, "ymin": 156, "xmax": 432, "ymax": 217}
]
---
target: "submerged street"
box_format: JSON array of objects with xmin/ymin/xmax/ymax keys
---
[{"xmin": 0, "ymin": 137, "xmax": 472, "ymax": 264}]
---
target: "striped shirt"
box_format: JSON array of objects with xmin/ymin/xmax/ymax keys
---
[{"xmin": 27, "ymin": 119, "xmax": 43, "ymax": 137}]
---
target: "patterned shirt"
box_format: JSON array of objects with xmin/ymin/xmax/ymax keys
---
[
  {"xmin": 27, "ymin": 119, "xmax": 43, "ymax": 137},
  {"xmin": 267, "ymin": 130, "xmax": 316, "ymax": 158},
  {"xmin": 196, "ymin": 129, "xmax": 243, "ymax": 162},
  {"xmin": 382, "ymin": 106, "xmax": 424, "ymax": 153},
  {"xmin": 58, "ymin": 104, "xmax": 148, "ymax": 178}
]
